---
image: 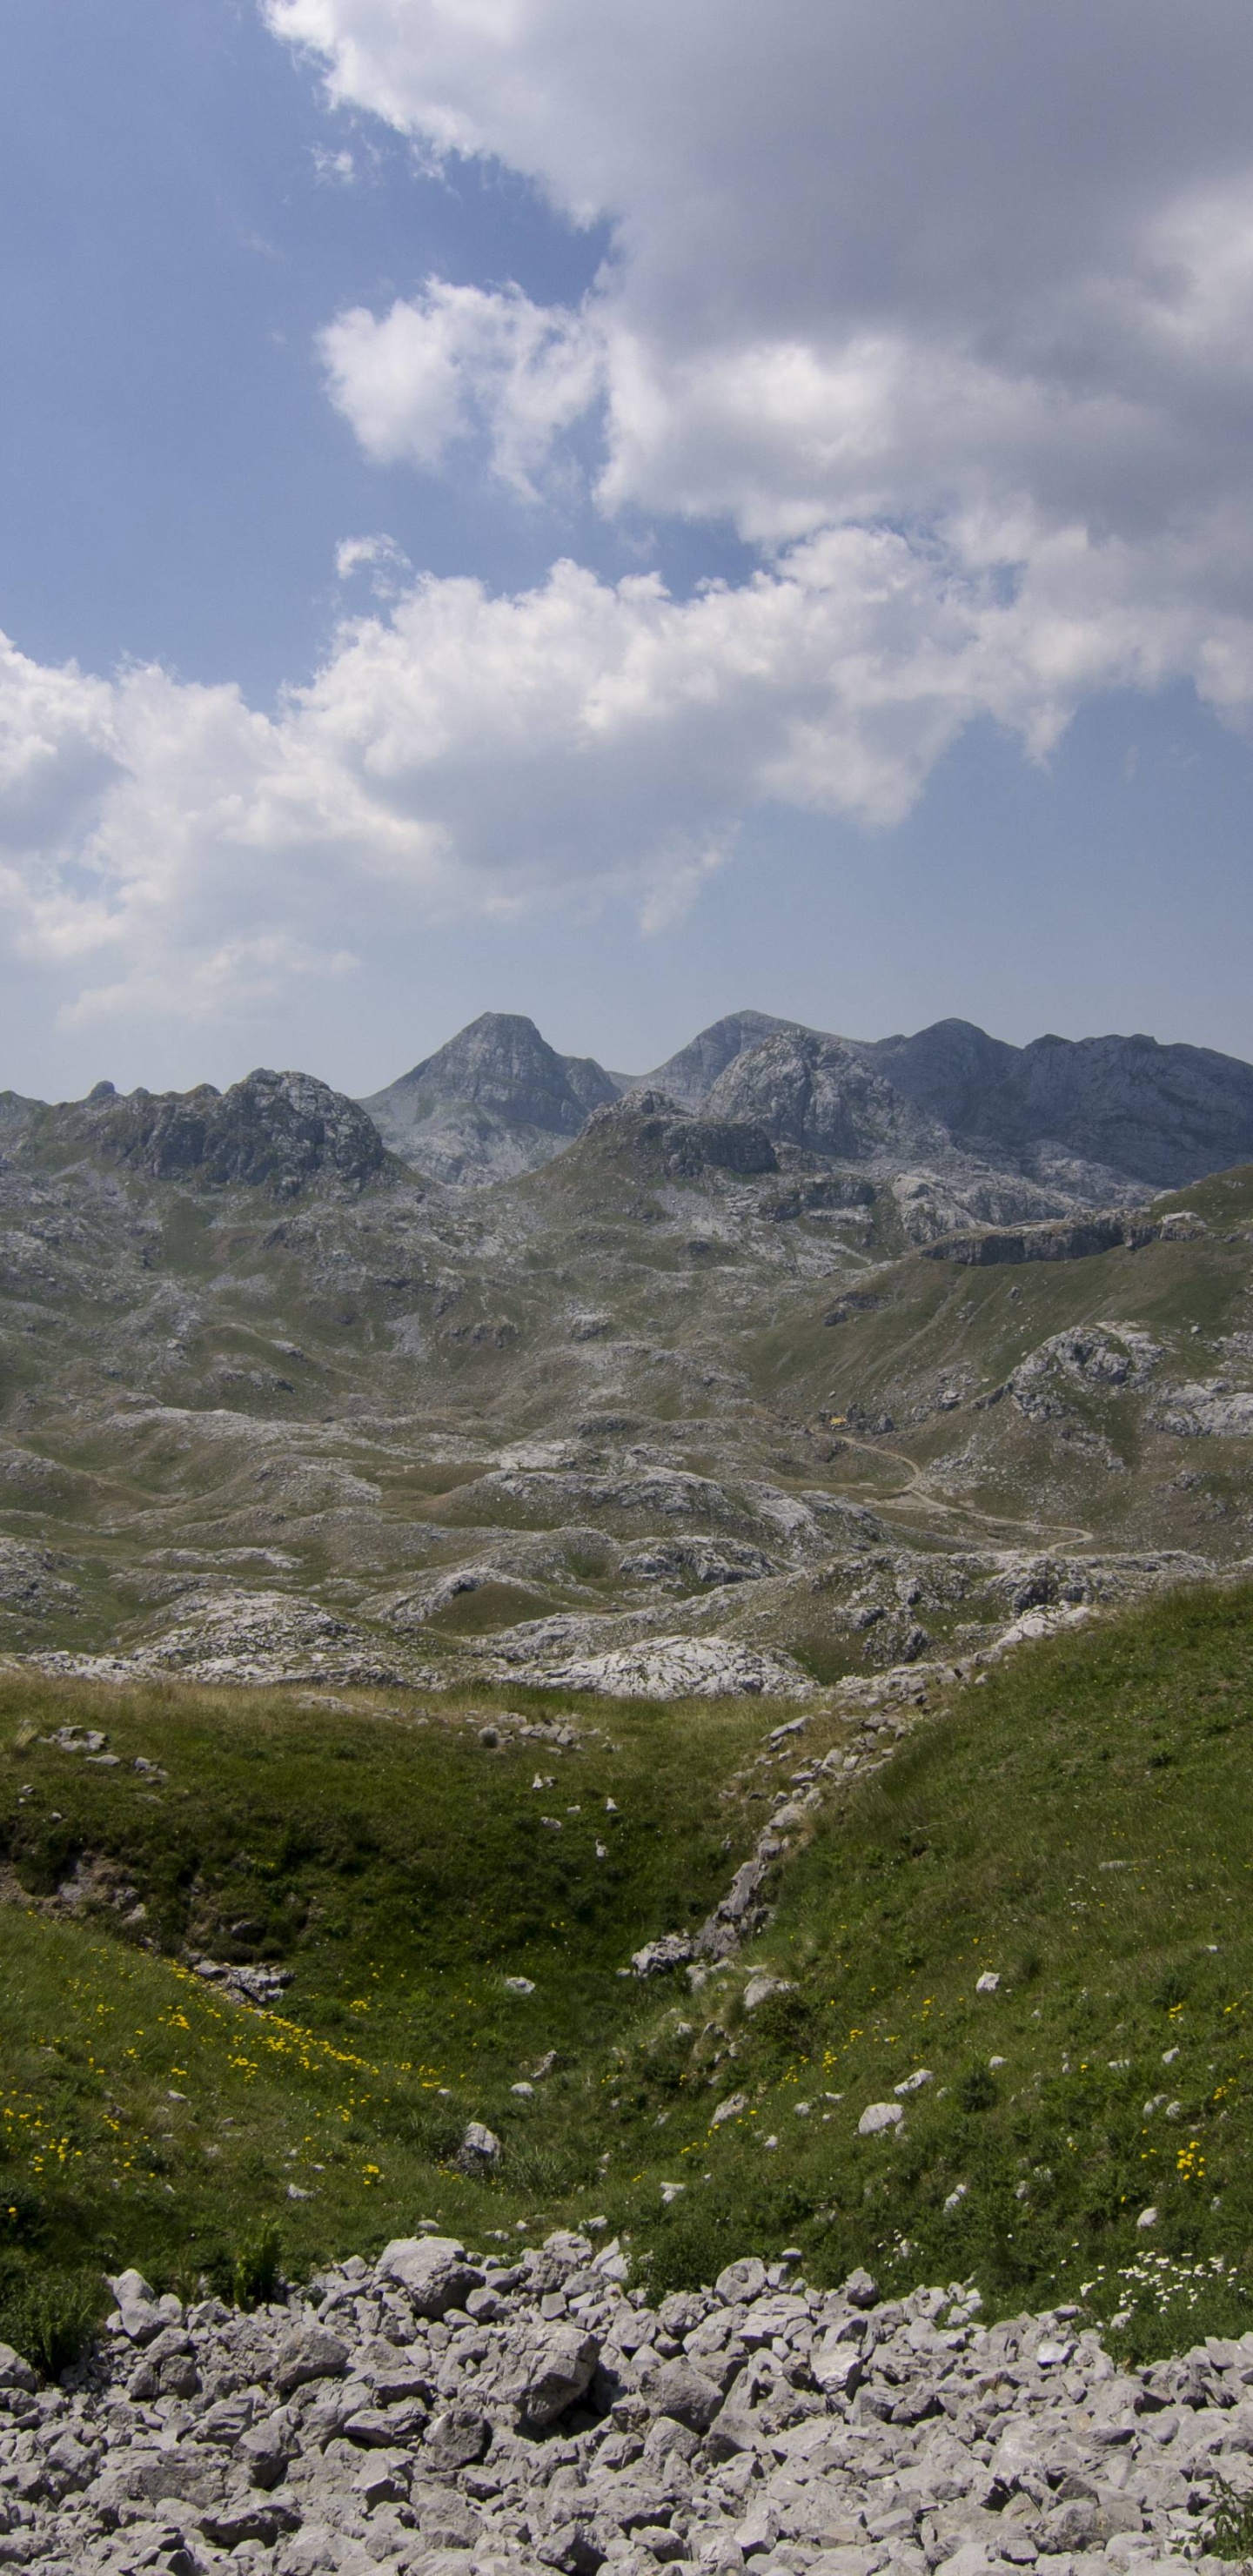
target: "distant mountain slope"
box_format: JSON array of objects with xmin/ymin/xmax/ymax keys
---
[
  {"xmin": 28, "ymin": 1069, "xmax": 385, "ymax": 1199},
  {"xmin": 337, "ymin": 1005, "xmax": 1253, "ymax": 1194},
  {"xmin": 856, "ymin": 1020, "xmax": 1253, "ymax": 1188},
  {"xmin": 359, "ymin": 1011, "xmax": 620, "ymax": 1184}
]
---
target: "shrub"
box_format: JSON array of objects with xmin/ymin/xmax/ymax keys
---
[
  {"xmin": 1203, "ymin": 2475, "xmax": 1253, "ymax": 2563},
  {"xmin": 231, "ymin": 2220, "xmax": 282, "ymax": 2310},
  {"xmin": 956, "ymin": 2064, "xmax": 998, "ymax": 2113},
  {"xmin": 0, "ymin": 2269, "xmax": 104, "ymax": 2380}
]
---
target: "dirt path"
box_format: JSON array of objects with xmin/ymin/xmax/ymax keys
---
[{"xmin": 828, "ymin": 1427, "xmax": 1095, "ymax": 1551}]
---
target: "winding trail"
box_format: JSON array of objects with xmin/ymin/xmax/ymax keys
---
[{"xmin": 825, "ymin": 1426, "xmax": 1096, "ymax": 1551}]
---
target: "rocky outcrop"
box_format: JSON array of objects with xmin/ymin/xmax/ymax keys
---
[
  {"xmin": 921, "ymin": 1210, "xmax": 1205, "ymax": 1265},
  {"xmin": 705, "ymin": 1032, "xmax": 941, "ymax": 1165},
  {"xmin": 573, "ymin": 1093, "xmax": 778, "ymax": 1180},
  {"xmin": 480, "ymin": 1631, "xmax": 813, "ymax": 1698},
  {"xmin": 1149, "ymin": 1380, "xmax": 1253, "ymax": 1437},
  {"xmin": 1008, "ymin": 1326, "xmax": 1163, "ymax": 1424},
  {"xmin": 29, "ymin": 1587, "xmax": 432, "ymax": 1691},
  {"xmin": 44, "ymin": 1071, "xmax": 385, "ymax": 1198},
  {"xmin": 12, "ymin": 2237, "xmax": 1247, "ymax": 2575}
]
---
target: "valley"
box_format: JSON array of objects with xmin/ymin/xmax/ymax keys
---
[{"xmin": 2, "ymin": 1004, "xmax": 1253, "ymax": 2388}]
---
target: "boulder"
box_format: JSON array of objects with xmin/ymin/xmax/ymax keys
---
[
  {"xmin": 106, "ymin": 2267, "xmax": 170, "ymax": 2344},
  {"xmin": 423, "ymin": 2404, "xmax": 492, "ymax": 2472},
  {"xmin": 630, "ymin": 1934, "xmax": 694, "ymax": 1977},
  {"xmin": 0, "ymin": 2343, "xmax": 37, "ymax": 2397},
  {"xmin": 715, "ymin": 2256, "xmax": 768, "ymax": 2304},
  {"xmin": 639, "ymin": 2357, "xmax": 725, "ymax": 2432},
  {"xmin": 511, "ymin": 2325, "xmax": 600, "ymax": 2428},
  {"xmin": 857, "ymin": 2101, "xmax": 904, "ymax": 2137},
  {"xmin": 845, "ymin": 2268, "xmax": 880, "ymax": 2307},
  {"xmin": 272, "ymin": 2324, "xmax": 351, "ymax": 2396},
  {"xmin": 376, "ymin": 2236, "xmax": 485, "ymax": 2316},
  {"xmin": 454, "ymin": 2120, "xmax": 501, "ymax": 2174}
]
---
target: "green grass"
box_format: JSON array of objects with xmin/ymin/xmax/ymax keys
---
[
  {"xmin": 0, "ymin": 1671, "xmax": 775, "ymax": 2329},
  {"xmin": 8, "ymin": 1584, "xmax": 1253, "ymax": 2363},
  {"xmin": 640, "ymin": 1577, "xmax": 1253, "ymax": 2352}
]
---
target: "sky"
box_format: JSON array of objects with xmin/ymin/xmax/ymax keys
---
[{"xmin": 3, "ymin": 0, "xmax": 1253, "ymax": 1100}]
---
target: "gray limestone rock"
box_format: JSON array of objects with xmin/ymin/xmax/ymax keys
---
[
  {"xmin": 455, "ymin": 2118, "xmax": 502, "ymax": 2173},
  {"xmin": 272, "ymin": 2323, "xmax": 352, "ymax": 2395},
  {"xmin": 376, "ymin": 2235, "xmax": 485, "ymax": 2315},
  {"xmin": 631, "ymin": 1932, "xmax": 695, "ymax": 1976},
  {"xmin": 15, "ymin": 2217, "xmax": 1253, "ymax": 2576},
  {"xmin": 715, "ymin": 2256, "xmax": 769, "ymax": 2304},
  {"xmin": 423, "ymin": 2403, "xmax": 492, "ymax": 2471},
  {"xmin": 0, "ymin": 2341, "xmax": 37, "ymax": 2395},
  {"xmin": 638, "ymin": 2355, "xmax": 725, "ymax": 2432},
  {"xmin": 509, "ymin": 2324, "xmax": 600, "ymax": 2427}
]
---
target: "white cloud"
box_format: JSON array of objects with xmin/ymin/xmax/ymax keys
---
[
  {"xmin": 1, "ymin": 506, "xmax": 1242, "ymax": 1025},
  {"xmin": 335, "ymin": 532, "xmax": 414, "ymax": 597},
  {"xmin": 320, "ymin": 279, "xmax": 600, "ymax": 496},
  {"xmin": 271, "ymin": 1, "xmax": 1253, "ymax": 665},
  {"xmin": 10, "ymin": 0, "xmax": 1253, "ymax": 1024}
]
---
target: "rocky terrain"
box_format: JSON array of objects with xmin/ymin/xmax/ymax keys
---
[
  {"xmin": 0, "ymin": 1036, "xmax": 1249, "ymax": 1694},
  {"xmin": 7, "ymin": 2231, "xmax": 1250, "ymax": 2576}
]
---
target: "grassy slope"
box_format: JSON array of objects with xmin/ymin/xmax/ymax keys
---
[
  {"xmin": 0, "ymin": 1673, "xmax": 774, "ymax": 2312},
  {"xmin": 639, "ymin": 1578, "xmax": 1253, "ymax": 2354},
  {"xmin": 6, "ymin": 1581, "xmax": 1253, "ymax": 2358}
]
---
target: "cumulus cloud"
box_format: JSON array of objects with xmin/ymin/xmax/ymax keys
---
[
  {"xmin": 273, "ymin": 0, "xmax": 1253, "ymax": 630},
  {"xmin": 10, "ymin": 0, "xmax": 1253, "ymax": 1023},
  {"xmin": 321, "ymin": 280, "xmax": 601, "ymax": 496},
  {"xmin": 3, "ymin": 503, "xmax": 1243, "ymax": 1022}
]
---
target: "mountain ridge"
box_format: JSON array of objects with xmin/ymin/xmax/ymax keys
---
[
  {"xmin": 353, "ymin": 1004, "xmax": 1253, "ymax": 1197},
  {"xmin": 8, "ymin": 1004, "xmax": 1253, "ymax": 1204}
]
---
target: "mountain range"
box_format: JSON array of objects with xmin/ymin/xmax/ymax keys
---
[
  {"xmin": 0, "ymin": 1000, "xmax": 1249, "ymax": 1707},
  {"xmin": 359, "ymin": 1008, "xmax": 1253, "ymax": 1199}
]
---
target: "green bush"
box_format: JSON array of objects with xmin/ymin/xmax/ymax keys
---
[
  {"xmin": 956, "ymin": 2065, "xmax": 999, "ymax": 2113},
  {"xmin": 1203, "ymin": 2475, "xmax": 1253, "ymax": 2563},
  {"xmin": 0, "ymin": 2269, "xmax": 104, "ymax": 2380},
  {"xmin": 231, "ymin": 2220, "xmax": 282, "ymax": 2311}
]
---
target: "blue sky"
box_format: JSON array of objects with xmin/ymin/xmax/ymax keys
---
[{"xmin": 2, "ymin": 0, "xmax": 1252, "ymax": 1098}]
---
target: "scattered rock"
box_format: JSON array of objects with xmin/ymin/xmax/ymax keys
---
[
  {"xmin": 271, "ymin": 2324, "xmax": 350, "ymax": 2396},
  {"xmin": 376, "ymin": 2235, "xmax": 484, "ymax": 2315},
  {"xmin": 630, "ymin": 1932, "xmax": 694, "ymax": 1977},
  {"xmin": 455, "ymin": 2120, "xmax": 502, "ymax": 2173},
  {"xmin": 857, "ymin": 2101, "xmax": 904, "ymax": 2136},
  {"xmin": 742, "ymin": 1972, "xmax": 793, "ymax": 2010}
]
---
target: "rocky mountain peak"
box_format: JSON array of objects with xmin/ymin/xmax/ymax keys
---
[
  {"xmin": 858, "ymin": 1019, "xmax": 1253, "ymax": 1187},
  {"xmin": 358, "ymin": 1011, "xmax": 621, "ymax": 1184},
  {"xmin": 854, "ymin": 1017, "xmax": 1020, "ymax": 1130},
  {"xmin": 373, "ymin": 1012, "xmax": 618, "ymax": 1133},
  {"xmin": 639, "ymin": 1009, "xmax": 807, "ymax": 1109}
]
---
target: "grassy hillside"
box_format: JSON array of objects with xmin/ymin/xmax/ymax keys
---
[
  {"xmin": 747, "ymin": 1164, "xmax": 1253, "ymax": 1563},
  {"xmin": 0, "ymin": 1669, "xmax": 776, "ymax": 2322},
  {"xmin": 5, "ymin": 1580, "xmax": 1253, "ymax": 2362}
]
